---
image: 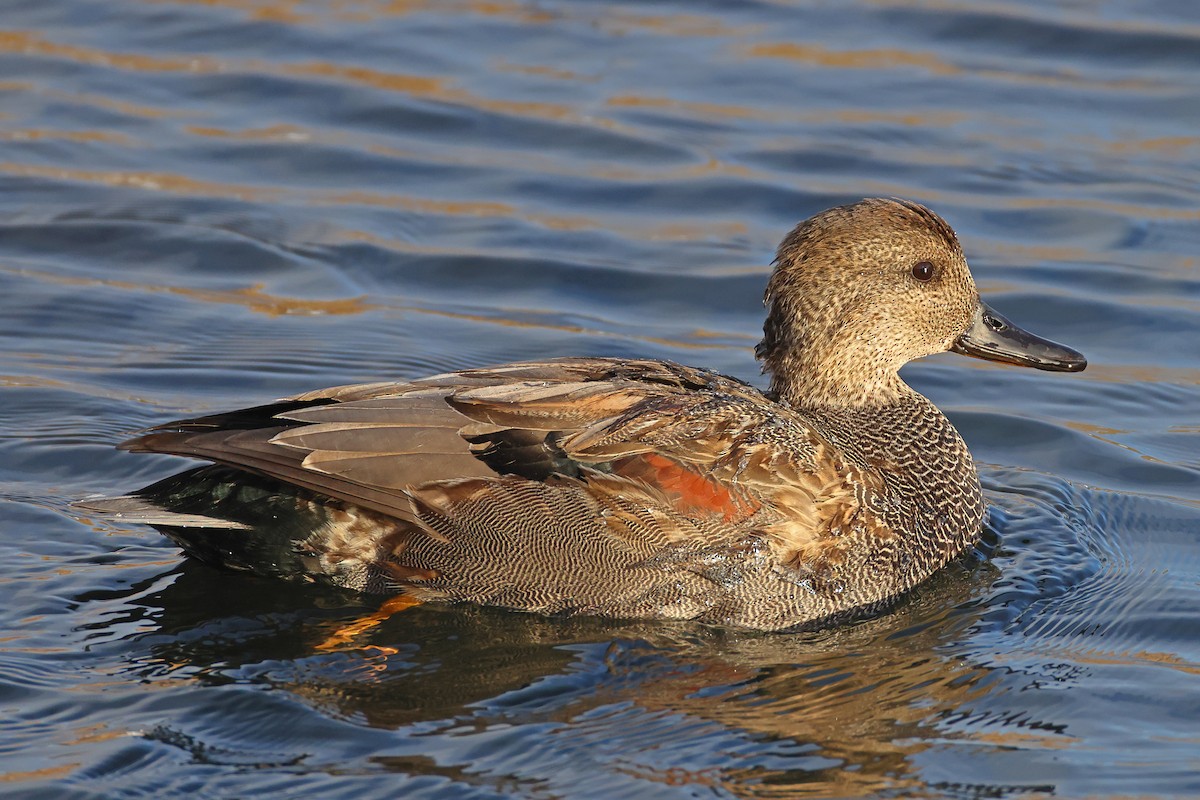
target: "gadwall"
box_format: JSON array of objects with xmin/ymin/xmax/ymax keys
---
[{"xmin": 82, "ymin": 198, "xmax": 1085, "ymax": 631}]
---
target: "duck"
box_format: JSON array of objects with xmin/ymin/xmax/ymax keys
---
[{"xmin": 81, "ymin": 198, "xmax": 1086, "ymax": 631}]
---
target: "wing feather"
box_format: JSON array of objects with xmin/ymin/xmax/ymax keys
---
[{"xmin": 119, "ymin": 357, "xmax": 881, "ymax": 569}]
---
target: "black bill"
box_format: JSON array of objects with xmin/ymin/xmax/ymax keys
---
[{"xmin": 951, "ymin": 299, "xmax": 1087, "ymax": 372}]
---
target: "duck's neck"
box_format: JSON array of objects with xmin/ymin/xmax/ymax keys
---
[
  {"xmin": 773, "ymin": 366, "xmax": 985, "ymax": 569},
  {"xmin": 766, "ymin": 356, "xmax": 910, "ymax": 411}
]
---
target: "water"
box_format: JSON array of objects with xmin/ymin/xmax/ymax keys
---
[{"xmin": 2, "ymin": 0, "xmax": 1199, "ymax": 796}]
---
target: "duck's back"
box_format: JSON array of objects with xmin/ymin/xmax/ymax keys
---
[{"xmin": 84, "ymin": 357, "xmax": 983, "ymax": 630}]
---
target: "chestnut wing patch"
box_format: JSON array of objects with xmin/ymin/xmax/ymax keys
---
[
  {"xmin": 554, "ymin": 391, "xmax": 889, "ymax": 568},
  {"xmin": 611, "ymin": 453, "xmax": 760, "ymax": 524}
]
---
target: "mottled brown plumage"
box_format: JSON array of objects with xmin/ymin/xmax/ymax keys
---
[{"xmin": 80, "ymin": 198, "xmax": 1086, "ymax": 631}]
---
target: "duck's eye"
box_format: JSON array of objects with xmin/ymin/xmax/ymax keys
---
[{"xmin": 911, "ymin": 261, "xmax": 935, "ymax": 282}]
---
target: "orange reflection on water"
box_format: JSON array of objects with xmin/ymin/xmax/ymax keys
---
[
  {"xmin": 1071, "ymin": 647, "xmax": 1200, "ymax": 676},
  {"xmin": 594, "ymin": 10, "xmax": 747, "ymax": 38},
  {"xmin": 1093, "ymin": 135, "xmax": 1200, "ymax": 156},
  {"xmin": 493, "ymin": 60, "xmax": 594, "ymax": 82},
  {"xmin": 0, "ymin": 764, "xmax": 83, "ymax": 785},
  {"xmin": 141, "ymin": 0, "xmax": 311, "ymax": 24},
  {"xmin": 1060, "ymin": 363, "xmax": 1200, "ymax": 386},
  {"xmin": 743, "ymin": 42, "xmax": 961, "ymax": 76},
  {"xmin": 0, "ymin": 161, "xmax": 280, "ymax": 203},
  {"xmin": 13, "ymin": 264, "xmax": 376, "ymax": 318},
  {"xmin": 742, "ymin": 38, "xmax": 1161, "ymax": 91},
  {"xmin": 185, "ymin": 123, "xmax": 311, "ymax": 141},
  {"xmin": 284, "ymin": 61, "xmax": 443, "ymax": 95},
  {"xmin": 399, "ymin": 304, "xmax": 749, "ymax": 353},
  {"xmin": 60, "ymin": 724, "xmax": 130, "ymax": 747},
  {"xmin": 333, "ymin": 0, "xmax": 556, "ymax": 26},
  {"xmin": 607, "ymin": 94, "xmax": 778, "ymax": 123},
  {"xmin": 0, "ymin": 30, "xmax": 221, "ymax": 74},
  {"xmin": 324, "ymin": 189, "xmax": 514, "ymax": 218},
  {"xmin": 195, "ymin": 285, "xmax": 376, "ymax": 317},
  {"xmin": 1006, "ymin": 195, "xmax": 1200, "ymax": 222},
  {"xmin": 0, "ymin": 128, "xmax": 134, "ymax": 145}
]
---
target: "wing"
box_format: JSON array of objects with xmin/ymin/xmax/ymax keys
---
[
  {"xmin": 122, "ymin": 357, "xmax": 881, "ymax": 573},
  {"xmin": 121, "ymin": 358, "xmax": 698, "ymax": 521}
]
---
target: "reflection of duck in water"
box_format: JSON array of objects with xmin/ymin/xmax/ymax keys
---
[
  {"xmin": 123, "ymin": 555, "xmax": 1021, "ymax": 797},
  {"xmin": 82, "ymin": 198, "xmax": 1085, "ymax": 631}
]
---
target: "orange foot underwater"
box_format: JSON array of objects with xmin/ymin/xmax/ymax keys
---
[{"xmin": 316, "ymin": 595, "xmax": 425, "ymax": 652}]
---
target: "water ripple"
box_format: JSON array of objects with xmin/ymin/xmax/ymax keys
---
[{"xmin": 2, "ymin": 0, "xmax": 1199, "ymax": 796}]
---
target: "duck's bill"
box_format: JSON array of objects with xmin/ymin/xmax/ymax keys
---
[{"xmin": 951, "ymin": 300, "xmax": 1087, "ymax": 372}]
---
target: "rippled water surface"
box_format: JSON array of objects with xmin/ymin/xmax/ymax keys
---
[{"xmin": 3, "ymin": 1, "xmax": 1199, "ymax": 797}]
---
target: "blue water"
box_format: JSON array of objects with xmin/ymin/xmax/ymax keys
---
[{"xmin": 2, "ymin": 1, "xmax": 1199, "ymax": 797}]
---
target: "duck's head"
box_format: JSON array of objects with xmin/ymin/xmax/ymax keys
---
[{"xmin": 757, "ymin": 197, "xmax": 1085, "ymax": 408}]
